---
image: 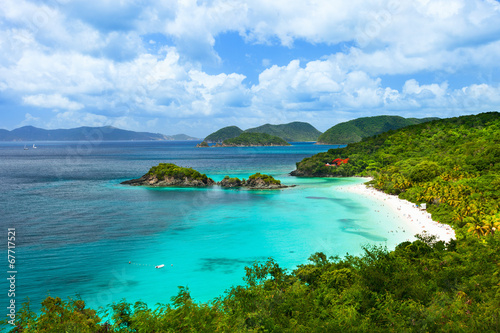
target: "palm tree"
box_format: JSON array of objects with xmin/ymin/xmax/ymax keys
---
[
  {"xmin": 465, "ymin": 216, "xmax": 486, "ymax": 238},
  {"xmin": 482, "ymin": 215, "xmax": 500, "ymax": 236}
]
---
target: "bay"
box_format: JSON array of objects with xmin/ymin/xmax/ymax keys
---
[{"xmin": 0, "ymin": 141, "xmax": 413, "ymax": 312}]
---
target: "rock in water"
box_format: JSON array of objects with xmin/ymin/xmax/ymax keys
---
[{"xmin": 121, "ymin": 163, "xmax": 215, "ymax": 187}]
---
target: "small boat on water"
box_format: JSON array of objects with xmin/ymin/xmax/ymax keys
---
[
  {"xmin": 33, "ymin": 144, "xmax": 37, "ymax": 149},
  {"xmin": 155, "ymin": 264, "xmax": 165, "ymax": 269},
  {"xmin": 24, "ymin": 145, "xmax": 29, "ymax": 150}
]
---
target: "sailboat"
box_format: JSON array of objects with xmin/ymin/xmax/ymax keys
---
[
  {"xmin": 33, "ymin": 144, "xmax": 37, "ymax": 149},
  {"xmin": 24, "ymin": 145, "xmax": 29, "ymax": 150}
]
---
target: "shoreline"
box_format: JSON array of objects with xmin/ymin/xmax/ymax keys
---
[{"xmin": 335, "ymin": 178, "xmax": 455, "ymax": 243}]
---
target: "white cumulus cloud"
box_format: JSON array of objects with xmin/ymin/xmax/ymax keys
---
[{"xmin": 23, "ymin": 94, "xmax": 84, "ymax": 111}]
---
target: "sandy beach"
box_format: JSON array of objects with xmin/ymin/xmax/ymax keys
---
[{"xmin": 336, "ymin": 178, "xmax": 455, "ymax": 243}]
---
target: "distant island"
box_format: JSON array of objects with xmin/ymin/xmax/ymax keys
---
[
  {"xmin": 204, "ymin": 126, "xmax": 243, "ymax": 143},
  {"xmin": 218, "ymin": 132, "xmax": 290, "ymax": 147},
  {"xmin": 198, "ymin": 132, "xmax": 291, "ymax": 147},
  {"xmin": 316, "ymin": 115, "xmax": 439, "ymax": 144},
  {"xmin": 0, "ymin": 125, "xmax": 200, "ymax": 141},
  {"xmin": 245, "ymin": 122, "xmax": 322, "ymax": 142},
  {"xmin": 204, "ymin": 121, "xmax": 322, "ymax": 143},
  {"xmin": 121, "ymin": 163, "xmax": 290, "ymax": 189},
  {"xmin": 222, "ymin": 132, "xmax": 290, "ymax": 147}
]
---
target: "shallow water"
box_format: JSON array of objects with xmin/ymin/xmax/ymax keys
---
[{"xmin": 0, "ymin": 141, "xmax": 415, "ymax": 312}]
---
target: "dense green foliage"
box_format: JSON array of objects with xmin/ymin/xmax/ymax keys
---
[
  {"xmin": 205, "ymin": 122, "xmax": 322, "ymax": 143},
  {"xmin": 147, "ymin": 163, "xmax": 209, "ymax": 181},
  {"xmin": 197, "ymin": 140, "xmax": 209, "ymax": 147},
  {"xmin": 317, "ymin": 115, "xmax": 438, "ymax": 144},
  {"xmin": 223, "ymin": 132, "xmax": 291, "ymax": 146},
  {"xmin": 221, "ymin": 175, "xmax": 243, "ymax": 187},
  {"xmin": 7, "ymin": 234, "xmax": 500, "ymax": 332},
  {"xmin": 294, "ymin": 112, "xmax": 500, "ymax": 238},
  {"xmin": 248, "ymin": 173, "xmax": 281, "ymax": 185},
  {"xmin": 223, "ymin": 175, "xmax": 242, "ymax": 183},
  {"xmin": 245, "ymin": 122, "xmax": 322, "ymax": 142},
  {"xmin": 204, "ymin": 126, "xmax": 243, "ymax": 143}
]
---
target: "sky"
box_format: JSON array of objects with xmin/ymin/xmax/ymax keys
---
[{"xmin": 1, "ymin": 0, "xmax": 500, "ymax": 137}]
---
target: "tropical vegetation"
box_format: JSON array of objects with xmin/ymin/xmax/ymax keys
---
[
  {"xmin": 6, "ymin": 234, "xmax": 500, "ymax": 332},
  {"xmin": 245, "ymin": 121, "xmax": 322, "ymax": 142},
  {"xmin": 147, "ymin": 163, "xmax": 210, "ymax": 182},
  {"xmin": 293, "ymin": 112, "xmax": 500, "ymax": 238},
  {"xmin": 248, "ymin": 173, "xmax": 281, "ymax": 185},
  {"xmin": 317, "ymin": 115, "xmax": 438, "ymax": 144},
  {"xmin": 204, "ymin": 126, "xmax": 243, "ymax": 143},
  {"xmin": 204, "ymin": 122, "xmax": 322, "ymax": 143},
  {"xmin": 222, "ymin": 132, "xmax": 290, "ymax": 146},
  {"xmin": 219, "ymin": 174, "xmax": 282, "ymax": 188}
]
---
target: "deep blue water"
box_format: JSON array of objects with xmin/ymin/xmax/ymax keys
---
[{"xmin": 0, "ymin": 141, "xmax": 413, "ymax": 317}]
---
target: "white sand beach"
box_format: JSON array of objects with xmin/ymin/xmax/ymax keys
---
[{"xmin": 336, "ymin": 178, "xmax": 455, "ymax": 243}]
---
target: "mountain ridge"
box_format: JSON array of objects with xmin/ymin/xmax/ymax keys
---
[
  {"xmin": 204, "ymin": 121, "xmax": 322, "ymax": 143},
  {"xmin": 317, "ymin": 115, "xmax": 440, "ymax": 144},
  {"xmin": 0, "ymin": 125, "xmax": 199, "ymax": 141}
]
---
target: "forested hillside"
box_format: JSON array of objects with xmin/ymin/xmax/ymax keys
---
[
  {"xmin": 204, "ymin": 122, "xmax": 322, "ymax": 143},
  {"xmin": 245, "ymin": 121, "xmax": 322, "ymax": 142},
  {"xmin": 222, "ymin": 132, "xmax": 291, "ymax": 146},
  {"xmin": 317, "ymin": 115, "xmax": 438, "ymax": 144},
  {"xmin": 293, "ymin": 112, "xmax": 500, "ymax": 238},
  {"xmin": 204, "ymin": 126, "xmax": 243, "ymax": 143}
]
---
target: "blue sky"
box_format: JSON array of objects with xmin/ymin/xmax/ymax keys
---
[{"xmin": 1, "ymin": 0, "xmax": 500, "ymax": 137}]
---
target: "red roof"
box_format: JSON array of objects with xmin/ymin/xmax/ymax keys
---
[{"xmin": 330, "ymin": 158, "xmax": 349, "ymax": 166}]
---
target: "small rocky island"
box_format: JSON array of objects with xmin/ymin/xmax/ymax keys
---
[
  {"xmin": 122, "ymin": 163, "xmax": 292, "ymax": 189},
  {"xmin": 195, "ymin": 141, "xmax": 209, "ymax": 147},
  {"xmin": 196, "ymin": 132, "xmax": 291, "ymax": 147},
  {"xmin": 121, "ymin": 163, "xmax": 216, "ymax": 187},
  {"xmin": 220, "ymin": 173, "xmax": 291, "ymax": 189}
]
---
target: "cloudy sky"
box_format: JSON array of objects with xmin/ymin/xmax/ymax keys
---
[{"xmin": 1, "ymin": 0, "xmax": 500, "ymax": 136}]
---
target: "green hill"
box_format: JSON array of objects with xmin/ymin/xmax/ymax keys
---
[
  {"xmin": 317, "ymin": 115, "xmax": 439, "ymax": 144},
  {"xmin": 245, "ymin": 121, "xmax": 322, "ymax": 142},
  {"xmin": 204, "ymin": 126, "xmax": 243, "ymax": 143},
  {"xmin": 204, "ymin": 122, "xmax": 322, "ymax": 143},
  {"xmin": 222, "ymin": 132, "xmax": 290, "ymax": 146}
]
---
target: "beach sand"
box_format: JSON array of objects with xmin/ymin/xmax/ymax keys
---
[{"xmin": 336, "ymin": 178, "xmax": 455, "ymax": 243}]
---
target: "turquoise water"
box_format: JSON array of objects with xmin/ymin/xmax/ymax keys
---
[{"xmin": 0, "ymin": 141, "xmax": 415, "ymax": 313}]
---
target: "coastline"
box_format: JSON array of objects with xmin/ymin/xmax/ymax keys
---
[{"xmin": 335, "ymin": 178, "xmax": 455, "ymax": 243}]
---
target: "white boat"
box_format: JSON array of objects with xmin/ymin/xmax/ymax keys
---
[
  {"xmin": 155, "ymin": 264, "xmax": 165, "ymax": 269},
  {"xmin": 33, "ymin": 144, "xmax": 37, "ymax": 149},
  {"xmin": 24, "ymin": 145, "xmax": 28, "ymax": 150}
]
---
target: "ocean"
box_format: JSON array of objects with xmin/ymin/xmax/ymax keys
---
[{"xmin": 0, "ymin": 140, "xmax": 415, "ymax": 314}]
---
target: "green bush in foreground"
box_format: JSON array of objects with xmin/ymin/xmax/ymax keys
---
[{"xmin": 5, "ymin": 234, "xmax": 500, "ymax": 332}]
